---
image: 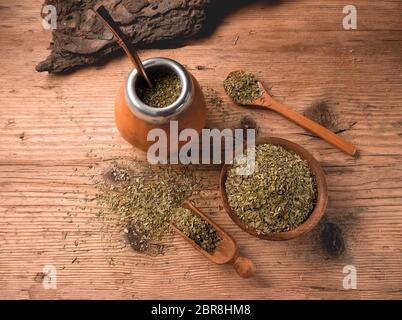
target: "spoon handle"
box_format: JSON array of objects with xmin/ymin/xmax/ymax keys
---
[{"xmin": 259, "ymin": 93, "xmax": 357, "ymax": 156}]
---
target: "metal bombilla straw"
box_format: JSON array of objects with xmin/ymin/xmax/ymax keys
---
[{"xmin": 94, "ymin": 5, "xmax": 153, "ymax": 88}]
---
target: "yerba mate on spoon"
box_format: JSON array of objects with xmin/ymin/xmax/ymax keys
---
[
  {"xmin": 224, "ymin": 71, "xmax": 357, "ymax": 157},
  {"xmin": 171, "ymin": 200, "xmax": 256, "ymax": 278}
]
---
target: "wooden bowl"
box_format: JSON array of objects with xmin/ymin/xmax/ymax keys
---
[{"xmin": 220, "ymin": 137, "xmax": 328, "ymax": 241}]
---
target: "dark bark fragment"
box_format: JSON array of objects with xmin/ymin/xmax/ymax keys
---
[{"xmin": 36, "ymin": 0, "xmax": 210, "ymax": 73}]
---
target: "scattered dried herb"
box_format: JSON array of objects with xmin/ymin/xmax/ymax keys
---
[
  {"xmin": 225, "ymin": 144, "xmax": 317, "ymax": 234},
  {"xmin": 137, "ymin": 70, "xmax": 181, "ymax": 108},
  {"xmin": 103, "ymin": 165, "xmax": 130, "ymax": 184},
  {"xmin": 98, "ymin": 162, "xmax": 200, "ymax": 255},
  {"xmin": 223, "ymin": 71, "xmax": 262, "ymax": 105},
  {"xmin": 205, "ymin": 88, "xmax": 223, "ymax": 107},
  {"xmin": 173, "ymin": 207, "xmax": 222, "ymax": 253}
]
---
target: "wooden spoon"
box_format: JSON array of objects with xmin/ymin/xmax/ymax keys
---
[
  {"xmin": 226, "ymin": 71, "xmax": 357, "ymax": 157},
  {"xmin": 171, "ymin": 200, "xmax": 256, "ymax": 278},
  {"xmin": 94, "ymin": 5, "xmax": 153, "ymax": 87}
]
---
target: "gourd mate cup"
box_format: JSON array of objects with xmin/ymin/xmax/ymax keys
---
[{"xmin": 115, "ymin": 57, "xmax": 207, "ymax": 152}]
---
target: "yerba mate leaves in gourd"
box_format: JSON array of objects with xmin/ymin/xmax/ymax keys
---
[
  {"xmin": 137, "ymin": 70, "xmax": 182, "ymax": 108},
  {"xmin": 173, "ymin": 207, "xmax": 222, "ymax": 253},
  {"xmin": 225, "ymin": 144, "xmax": 317, "ymax": 234}
]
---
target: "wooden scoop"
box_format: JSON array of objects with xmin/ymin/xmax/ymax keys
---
[
  {"xmin": 171, "ymin": 200, "xmax": 256, "ymax": 278},
  {"xmin": 226, "ymin": 71, "xmax": 357, "ymax": 157}
]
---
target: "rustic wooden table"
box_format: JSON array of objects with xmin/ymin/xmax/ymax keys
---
[{"xmin": 1, "ymin": 0, "xmax": 401, "ymax": 299}]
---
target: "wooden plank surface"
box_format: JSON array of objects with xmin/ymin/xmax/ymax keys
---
[{"xmin": 0, "ymin": 0, "xmax": 402, "ymax": 299}]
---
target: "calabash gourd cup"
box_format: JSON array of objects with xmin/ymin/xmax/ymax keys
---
[
  {"xmin": 115, "ymin": 57, "xmax": 207, "ymax": 152},
  {"xmin": 220, "ymin": 137, "xmax": 328, "ymax": 241}
]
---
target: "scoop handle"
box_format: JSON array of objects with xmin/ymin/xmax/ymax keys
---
[{"xmin": 232, "ymin": 254, "xmax": 256, "ymax": 278}]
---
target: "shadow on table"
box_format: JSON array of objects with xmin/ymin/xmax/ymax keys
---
[{"xmin": 199, "ymin": 0, "xmax": 284, "ymax": 38}]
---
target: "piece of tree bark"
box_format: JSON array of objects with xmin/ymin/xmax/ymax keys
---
[{"xmin": 36, "ymin": 0, "xmax": 211, "ymax": 73}]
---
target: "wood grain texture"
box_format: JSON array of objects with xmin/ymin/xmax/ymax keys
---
[{"xmin": 0, "ymin": 0, "xmax": 402, "ymax": 299}]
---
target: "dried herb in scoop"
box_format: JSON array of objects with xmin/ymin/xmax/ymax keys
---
[
  {"xmin": 223, "ymin": 71, "xmax": 263, "ymax": 105},
  {"xmin": 225, "ymin": 144, "xmax": 317, "ymax": 234},
  {"xmin": 137, "ymin": 70, "xmax": 181, "ymax": 108},
  {"xmin": 173, "ymin": 207, "xmax": 222, "ymax": 253}
]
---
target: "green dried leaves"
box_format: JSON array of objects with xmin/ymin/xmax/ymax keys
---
[
  {"xmin": 137, "ymin": 70, "xmax": 182, "ymax": 108},
  {"xmin": 205, "ymin": 87, "xmax": 223, "ymax": 107},
  {"xmin": 99, "ymin": 163, "xmax": 199, "ymax": 255},
  {"xmin": 223, "ymin": 71, "xmax": 262, "ymax": 105},
  {"xmin": 173, "ymin": 207, "xmax": 222, "ymax": 253},
  {"xmin": 225, "ymin": 144, "xmax": 317, "ymax": 234}
]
